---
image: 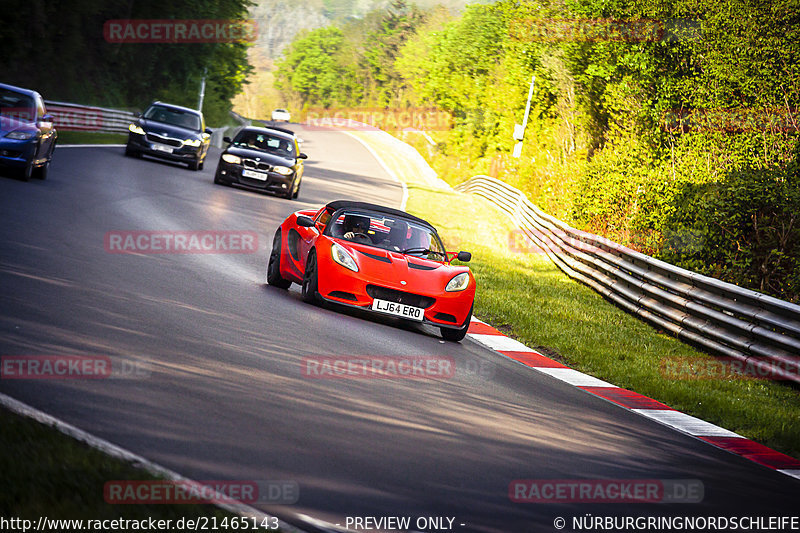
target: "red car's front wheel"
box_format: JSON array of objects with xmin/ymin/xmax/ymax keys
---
[
  {"xmin": 440, "ymin": 304, "xmax": 472, "ymax": 342},
  {"xmin": 267, "ymin": 230, "xmax": 291, "ymax": 289},
  {"xmin": 301, "ymin": 251, "xmax": 320, "ymax": 304}
]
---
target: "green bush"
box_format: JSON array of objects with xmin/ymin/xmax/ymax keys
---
[
  {"xmin": 275, "ymin": 0, "xmax": 800, "ymax": 302},
  {"xmin": 657, "ymin": 153, "xmax": 800, "ymax": 301}
]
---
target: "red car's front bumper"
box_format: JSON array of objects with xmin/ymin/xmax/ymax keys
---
[{"xmin": 314, "ymin": 242, "xmax": 475, "ymax": 329}]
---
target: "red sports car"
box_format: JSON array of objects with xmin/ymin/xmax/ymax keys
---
[{"xmin": 267, "ymin": 200, "xmax": 476, "ymax": 341}]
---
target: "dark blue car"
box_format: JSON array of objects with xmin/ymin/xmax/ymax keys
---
[
  {"xmin": 0, "ymin": 82, "xmax": 57, "ymax": 181},
  {"xmin": 126, "ymin": 101, "xmax": 211, "ymax": 171}
]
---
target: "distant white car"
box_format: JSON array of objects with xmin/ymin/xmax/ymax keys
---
[{"xmin": 271, "ymin": 108, "xmax": 291, "ymax": 122}]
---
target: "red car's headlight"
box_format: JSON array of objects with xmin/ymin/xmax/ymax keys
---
[
  {"xmin": 445, "ymin": 272, "xmax": 470, "ymax": 292},
  {"xmin": 331, "ymin": 242, "xmax": 359, "ymax": 272}
]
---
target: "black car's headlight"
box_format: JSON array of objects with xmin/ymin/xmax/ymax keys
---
[
  {"xmin": 128, "ymin": 123, "xmax": 145, "ymax": 135},
  {"xmin": 272, "ymin": 165, "xmax": 293, "ymax": 176},
  {"xmin": 221, "ymin": 153, "xmax": 241, "ymax": 164},
  {"xmin": 184, "ymin": 138, "xmax": 202, "ymax": 147}
]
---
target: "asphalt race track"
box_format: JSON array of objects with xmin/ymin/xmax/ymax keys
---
[{"xmin": 1, "ymin": 126, "xmax": 798, "ymax": 532}]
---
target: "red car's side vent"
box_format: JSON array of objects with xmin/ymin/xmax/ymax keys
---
[
  {"xmin": 328, "ymin": 291, "xmax": 358, "ymax": 301},
  {"xmin": 408, "ymin": 261, "xmax": 439, "ymax": 271},
  {"xmin": 358, "ymin": 250, "xmax": 391, "ymax": 263}
]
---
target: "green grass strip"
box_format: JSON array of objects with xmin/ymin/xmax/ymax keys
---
[
  {"xmin": 57, "ymin": 131, "xmax": 128, "ymax": 145},
  {"xmin": 0, "ymin": 407, "xmax": 282, "ymax": 529}
]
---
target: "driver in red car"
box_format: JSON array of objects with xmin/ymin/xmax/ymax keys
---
[{"xmin": 343, "ymin": 215, "xmax": 372, "ymax": 244}]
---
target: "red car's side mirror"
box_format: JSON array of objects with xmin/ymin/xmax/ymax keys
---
[{"xmin": 296, "ymin": 215, "xmax": 315, "ymax": 228}]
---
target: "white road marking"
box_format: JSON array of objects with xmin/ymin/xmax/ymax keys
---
[
  {"xmin": 468, "ymin": 333, "xmax": 535, "ymax": 352},
  {"xmin": 534, "ymin": 367, "xmax": 618, "ymax": 388},
  {"xmin": 632, "ymin": 409, "xmax": 742, "ymax": 438}
]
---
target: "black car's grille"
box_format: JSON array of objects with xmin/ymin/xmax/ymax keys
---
[
  {"xmin": 366, "ymin": 285, "xmax": 435, "ymax": 309},
  {"xmin": 146, "ymin": 133, "xmax": 183, "ymax": 147},
  {"xmin": 239, "ymin": 176, "xmax": 269, "ymax": 188},
  {"xmin": 242, "ymin": 159, "xmax": 271, "ymax": 171}
]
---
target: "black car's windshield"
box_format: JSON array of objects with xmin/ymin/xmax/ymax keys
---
[
  {"xmin": 329, "ymin": 210, "xmax": 446, "ymax": 261},
  {"xmin": 232, "ymin": 131, "xmax": 295, "ymax": 157},
  {"xmin": 0, "ymin": 88, "xmax": 35, "ymax": 122},
  {"xmin": 143, "ymin": 105, "xmax": 201, "ymax": 131}
]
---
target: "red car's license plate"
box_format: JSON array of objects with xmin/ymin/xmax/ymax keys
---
[{"xmin": 371, "ymin": 299, "xmax": 424, "ymax": 321}]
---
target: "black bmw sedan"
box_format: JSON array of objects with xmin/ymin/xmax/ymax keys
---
[
  {"xmin": 126, "ymin": 101, "xmax": 212, "ymax": 171},
  {"xmin": 213, "ymin": 126, "xmax": 307, "ymax": 199}
]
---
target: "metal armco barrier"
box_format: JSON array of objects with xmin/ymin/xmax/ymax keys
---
[
  {"xmin": 456, "ymin": 175, "xmax": 800, "ymax": 383},
  {"xmin": 45, "ymin": 100, "xmax": 230, "ymax": 146},
  {"xmin": 45, "ymin": 100, "xmax": 136, "ymax": 133}
]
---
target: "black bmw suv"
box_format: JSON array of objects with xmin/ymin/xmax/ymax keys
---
[
  {"xmin": 126, "ymin": 101, "xmax": 211, "ymax": 171},
  {"xmin": 213, "ymin": 126, "xmax": 307, "ymax": 199}
]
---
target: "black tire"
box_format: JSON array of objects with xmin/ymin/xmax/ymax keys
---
[
  {"xmin": 283, "ymin": 178, "xmax": 296, "ymax": 199},
  {"xmin": 213, "ymin": 173, "xmax": 222, "ymax": 184},
  {"xmin": 189, "ymin": 158, "xmax": 201, "ymax": 171},
  {"xmin": 34, "ymin": 160, "xmax": 49, "ymax": 180},
  {"xmin": 266, "ymin": 230, "xmax": 292, "ymax": 289},
  {"xmin": 198, "ymin": 159, "xmax": 204, "ymax": 171},
  {"xmin": 292, "ymin": 179, "xmax": 301, "ymax": 199},
  {"xmin": 20, "ymin": 159, "xmax": 32, "ymax": 181},
  {"xmin": 440, "ymin": 304, "xmax": 473, "ymax": 342},
  {"xmin": 124, "ymin": 145, "xmax": 139, "ymax": 158},
  {"xmin": 301, "ymin": 251, "xmax": 319, "ymax": 304}
]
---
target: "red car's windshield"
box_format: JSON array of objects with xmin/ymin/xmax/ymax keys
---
[{"xmin": 327, "ymin": 210, "xmax": 446, "ymax": 261}]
